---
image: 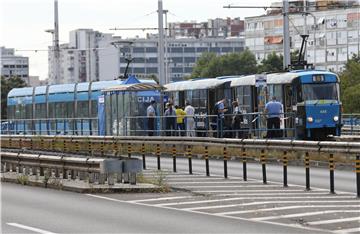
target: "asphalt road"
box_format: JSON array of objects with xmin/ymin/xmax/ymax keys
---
[
  {"xmin": 2, "ymin": 183, "xmax": 320, "ymax": 233},
  {"xmin": 139, "ymin": 155, "xmax": 356, "ymax": 194}
]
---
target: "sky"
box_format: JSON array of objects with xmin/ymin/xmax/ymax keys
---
[{"xmin": 1, "ymin": 0, "xmax": 274, "ymax": 80}]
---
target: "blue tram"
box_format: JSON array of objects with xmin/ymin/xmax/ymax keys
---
[
  {"xmin": 165, "ymin": 70, "xmax": 341, "ymax": 140},
  {"xmin": 6, "ymin": 76, "xmax": 155, "ymax": 135}
]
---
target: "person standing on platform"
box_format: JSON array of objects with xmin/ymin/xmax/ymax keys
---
[
  {"xmin": 164, "ymin": 102, "xmax": 177, "ymax": 136},
  {"xmin": 175, "ymin": 105, "xmax": 186, "ymax": 136},
  {"xmin": 215, "ymin": 98, "xmax": 228, "ymax": 138},
  {"xmin": 146, "ymin": 100, "xmax": 157, "ymax": 136},
  {"xmin": 231, "ymin": 101, "xmax": 243, "ymax": 138},
  {"xmin": 264, "ymin": 96, "xmax": 283, "ymax": 138},
  {"xmin": 184, "ymin": 101, "xmax": 195, "ymax": 137}
]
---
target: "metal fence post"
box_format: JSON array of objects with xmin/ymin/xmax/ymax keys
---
[
  {"xmin": 242, "ymin": 148, "xmax": 247, "ymax": 181},
  {"xmin": 283, "ymin": 151, "xmax": 288, "ymax": 187},
  {"xmin": 156, "ymin": 144, "xmax": 161, "ymax": 170},
  {"xmin": 187, "ymin": 145, "xmax": 192, "ymax": 175},
  {"xmin": 172, "ymin": 144, "xmax": 177, "ymax": 172},
  {"xmin": 223, "ymin": 147, "xmax": 228, "ymax": 178},
  {"xmin": 205, "ymin": 145, "xmax": 210, "ymax": 176},
  {"xmin": 142, "ymin": 143, "xmax": 146, "ymax": 170},
  {"xmin": 329, "ymin": 153, "xmax": 335, "ymax": 194},
  {"xmin": 356, "ymin": 155, "xmax": 360, "ymax": 198},
  {"xmin": 261, "ymin": 149, "xmax": 267, "ymax": 184},
  {"xmin": 305, "ymin": 152, "xmax": 310, "ymax": 191},
  {"xmin": 127, "ymin": 143, "xmax": 132, "ymax": 158}
]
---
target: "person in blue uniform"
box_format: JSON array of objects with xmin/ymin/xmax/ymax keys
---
[{"xmin": 264, "ymin": 96, "xmax": 283, "ymax": 138}]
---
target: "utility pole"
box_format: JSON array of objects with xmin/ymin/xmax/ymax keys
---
[
  {"xmin": 158, "ymin": 0, "xmax": 165, "ymax": 86},
  {"xmin": 283, "ymin": 0, "xmax": 291, "ymax": 70},
  {"xmin": 54, "ymin": 0, "xmax": 60, "ymax": 84}
]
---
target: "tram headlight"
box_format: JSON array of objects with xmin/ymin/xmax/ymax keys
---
[
  {"xmin": 333, "ymin": 116, "xmax": 339, "ymax": 122},
  {"xmin": 307, "ymin": 116, "xmax": 314, "ymax": 123}
]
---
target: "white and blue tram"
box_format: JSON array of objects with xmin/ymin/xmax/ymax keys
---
[
  {"xmin": 165, "ymin": 70, "xmax": 341, "ymax": 140},
  {"xmin": 6, "ymin": 76, "xmax": 156, "ymax": 135}
]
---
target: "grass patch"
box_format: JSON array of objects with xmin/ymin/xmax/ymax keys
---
[
  {"xmin": 137, "ymin": 170, "xmax": 170, "ymax": 192},
  {"xmin": 16, "ymin": 175, "xmax": 29, "ymax": 185}
]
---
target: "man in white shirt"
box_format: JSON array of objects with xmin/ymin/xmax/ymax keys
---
[
  {"xmin": 147, "ymin": 100, "xmax": 156, "ymax": 136},
  {"xmin": 184, "ymin": 101, "xmax": 195, "ymax": 137}
]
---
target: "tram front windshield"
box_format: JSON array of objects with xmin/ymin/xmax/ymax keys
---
[{"xmin": 302, "ymin": 83, "xmax": 338, "ymax": 101}]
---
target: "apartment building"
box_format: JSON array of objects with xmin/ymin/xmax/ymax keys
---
[
  {"xmin": 245, "ymin": 1, "xmax": 360, "ymax": 72},
  {"xmin": 0, "ymin": 46, "xmax": 29, "ymax": 82},
  {"xmin": 48, "ymin": 29, "xmax": 113, "ymax": 84}
]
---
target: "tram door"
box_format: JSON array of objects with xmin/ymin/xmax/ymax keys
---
[{"xmin": 283, "ymin": 84, "xmax": 294, "ymax": 137}]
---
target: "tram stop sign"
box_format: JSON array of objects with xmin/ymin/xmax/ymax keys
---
[{"xmin": 255, "ymin": 74, "xmax": 267, "ymax": 87}]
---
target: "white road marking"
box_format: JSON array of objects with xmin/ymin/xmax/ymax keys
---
[
  {"xmin": 166, "ymin": 181, "xmax": 256, "ymax": 184},
  {"xmin": 185, "ymin": 200, "xmax": 360, "ymax": 211},
  {"xmin": 85, "ymin": 193, "xmax": 328, "ymax": 233},
  {"xmin": 307, "ymin": 216, "xmax": 360, "ymax": 225},
  {"xmin": 333, "ymin": 227, "xmax": 360, "ymax": 233},
  {"xmin": 7, "ymin": 223, "xmax": 56, "ymax": 234},
  {"xmin": 151, "ymin": 195, "xmax": 354, "ymax": 207},
  {"xmin": 179, "ymin": 185, "xmax": 284, "ymax": 188},
  {"xmin": 252, "ymin": 210, "xmax": 360, "ymax": 221},
  {"xmin": 217, "ymin": 205, "xmax": 360, "ymax": 216},
  {"xmin": 127, "ymin": 196, "xmax": 192, "ymax": 203}
]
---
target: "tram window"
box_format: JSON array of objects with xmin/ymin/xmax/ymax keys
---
[
  {"xmin": 77, "ymin": 101, "xmax": 89, "ymax": 118},
  {"xmin": 14, "ymin": 102, "xmax": 24, "ymax": 119},
  {"xmin": 91, "ymin": 100, "xmax": 97, "ymax": 117},
  {"xmin": 49, "ymin": 103, "xmax": 55, "ymax": 118},
  {"xmin": 7, "ymin": 106, "xmax": 15, "ymax": 119},
  {"xmin": 55, "ymin": 102, "xmax": 66, "ymax": 118},
  {"xmin": 25, "ymin": 104, "xmax": 32, "ymax": 119},
  {"xmin": 35, "ymin": 103, "xmax": 46, "ymax": 119},
  {"xmin": 67, "ymin": 102, "xmax": 74, "ymax": 118}
]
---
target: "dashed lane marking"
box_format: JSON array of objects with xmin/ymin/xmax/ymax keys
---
[
  {"xmin": 7, "ymin": 223, "xmax": 56, "ymax": 234},
  {"xmin": 252, "ymin": 210, "xmax": 360, "ymax": 221}
]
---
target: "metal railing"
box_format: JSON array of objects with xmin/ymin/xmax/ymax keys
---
[
  {"xmin": 0, "ymin": 151, "xmax": 142, "ymax": 185},
  {"xmin": 1, "ymin": 113, "xmax": 358, "ymax": 138},
  {"xmin": 342, "ymin": 114, "xmax": 360, "ymax": 135},
  {"xmin": 0, "ymin": 117, "xmax": 98, "ymax": 135},
  {"xmin": 2, "ymin": 135, "xmax": 360, "ymax": 197}
]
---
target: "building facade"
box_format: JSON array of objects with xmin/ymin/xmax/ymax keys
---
[
  {"xmin": 99, "ymin": 37, "xmax": 244, "ymax": 82},
  {"xmin": 168, "ymin": 17, "xmax": 245, "ymax": 39},
  {"xmin": 0, "ymin": 47, "xmax": 29, "ymax": 82},
  {"xmin": 48, "ymin": 29, "xmax": 113, "ymax": 84},
  {"xmin": 245, "ymin": 2, "xmax": 360, "ymax": 72}
]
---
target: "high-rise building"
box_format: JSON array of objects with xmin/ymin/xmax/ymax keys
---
[
  {"xmin": 0, "ymin": 46, "xmax": 29, "ymax": 83},
  {"xmin": 48, "ymin": 29, "xmax": 113, "ymax": 84},
  {"xmin": 245, "ymin": 1, "xmax": 360, "ymax": 72}
]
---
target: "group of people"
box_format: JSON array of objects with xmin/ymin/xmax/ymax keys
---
[
  {"xmin": 146, "ymin": 96, "xmax": 283, "ymax": 138},
  {"xmin": 215, "ymin": 96, "xmax": 283, "ymax": 139},
  {"xmin": 146, "ymin": 100, "xmax": 196, "ymax": 137}
]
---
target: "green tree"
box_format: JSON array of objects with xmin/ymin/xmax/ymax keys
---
[
  {"xmin": 1, "ymin": 76, "xmax": 26, "ymax": 119},
  {"xmin": 191, "ymin": 49, "xmax": 257, "ymax": 78},
  {"xmin": 339, "ymin": 54, "xmax": 360, "ymax": 113},
  {"xmin": 258, "ymin": 52, "xmax": 284, "ymax": 73},
  {"xmin": 190, "ymin": 52, "xmax": 217, "ymax": 78}
]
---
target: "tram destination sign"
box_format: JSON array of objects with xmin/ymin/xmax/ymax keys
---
[{"xmin": 255, "ymin": 74, "xmax": 267, "ymax": 87}]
